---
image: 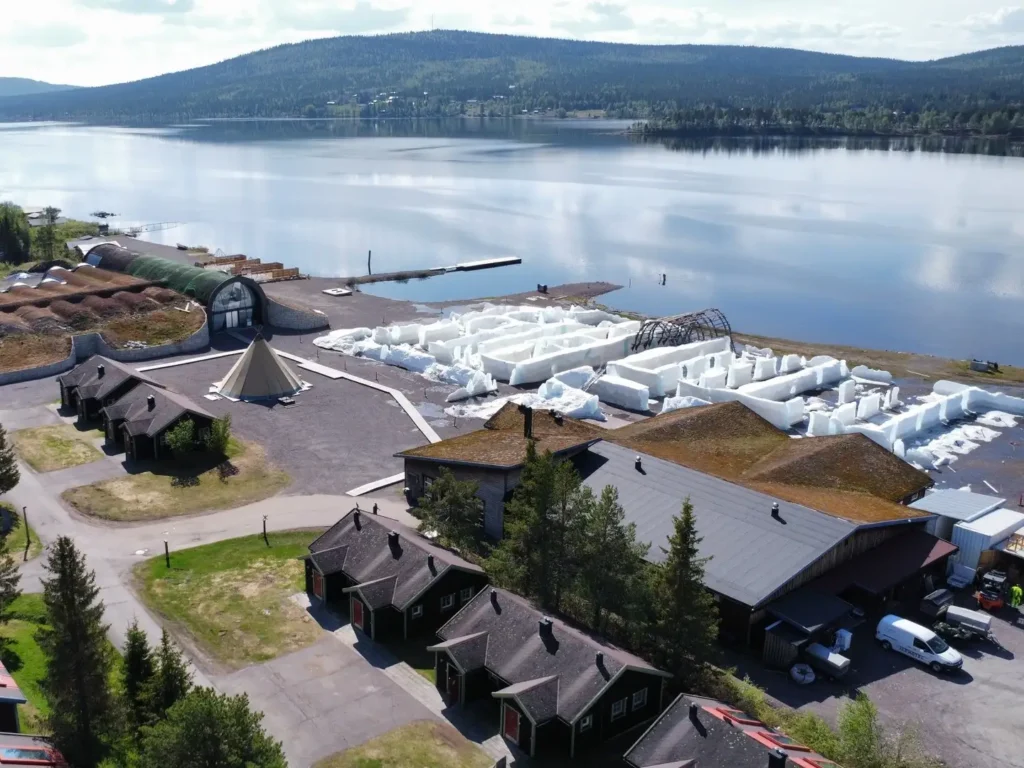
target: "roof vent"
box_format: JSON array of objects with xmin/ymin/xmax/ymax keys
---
[
  {"xmin": 427, "ymin": 554, "xmax": 435, "ymax": 570},
  {"xmin": 146, "ymin": 395, "xmax": 156, "ymax": 411},
  {"xmin": 519, "ymin": 404, "xmax": 534, "ymax": 439},
  {"xmin": 353, "ymin": 508, "xmax": 361, "ymax": 525},
  {"xmin": 97, "ymin": 363, "xmax": 105, "ymax": 378},
  {"xmin": 539, "ymin": 616, "xmax": 553, "ymax": 635},
  {"xmin": 553, "ymin": 413, "xmax": 563, "ymax": 425},
  {"xmin": 768, "ymin": 749, "xmax": 787, "ymax": 768},
  {"xmin": 595, "ymin": 651, "xmax": 604, "ymax": 666},
  {"xmin": 771, "ymin": 502, "xmax": 780, "ymax": 518},
  {"xmin": 635, "ymin": 455, "xmax": 643, "ymax": 471},
  {"xmin": 388, "ymin": 531, "xmax": 399, "ymax": 547},
  {"xmin": 490, "ymin": 588, "xmax": 498, "ymax": 601},
  {"xmin": 689, "ymin": 702, "xmax": 700, "ymax": 724}
]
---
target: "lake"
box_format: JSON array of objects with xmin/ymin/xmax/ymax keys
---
[{"xmin": 1, "ymin": 119, "xmax": 1022, "ymax": 363}]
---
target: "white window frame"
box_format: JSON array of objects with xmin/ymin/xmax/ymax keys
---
[
  {"xmin": 611, "ymin": 697, "xmax": 627, "ymax": 721},
  {"xmin": 411, "ymin": 604, "xmax": 423, "ymax": 619},
  {"xmin": 632, "ymin": 688, "xmax": 648, "ymax": 711},
  {"xmin": 460, "ymin": 587, "xmax": 474, "ymax": 603},
  {"xmin": 579, "ymin": 714, "xmax": 593, "ymax": 732},
  {"xmin": 441, "ymin": 593, "xmax": 455, "ymax": 611}
]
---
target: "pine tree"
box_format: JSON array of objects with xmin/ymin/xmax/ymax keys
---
[
  {"xmin": 653, "ymin": 499, "xmax": 719, "ymax": 683},
  {"xmin": 417, "ymin": 468, "xmax": 483, "ymax": 552},
  {"xmin": 140, "ymin": 688, "xmax": 285, "ymax": 768},
  {"xmin": 122, "ymin": 620, "xmax": 156, "ymax": 731},
  {"xmin": 0, "ymin": 516, "xmax": 21, "ymax": 651},
  {"xmin": 546, "ymin": 461, "xmax": 590, "ymax": 612},
  {"xmin": 0, "ymin": 423, "xmax": 19, "ymax": 496},
  {"xmin": 147, "ymin": 629, "xmax": 192, "ymax": 719},
  {"xmin": 38, "ymin": 536, "xmax": 115, "ymax": 768},
  {"xmin": 485, "ymin": 442, "xmax": 556, "ymax": 602},
  {"xmin": 578, "ymin": 485, "xmax": 649, "ymax": 632}
]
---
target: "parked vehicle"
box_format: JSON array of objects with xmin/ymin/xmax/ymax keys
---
[
  {"xmin": 875, "ymin": 615, "xmax": 964, "ymax": 673},
  {"xmin": 804, "ymin": 642, "xmax": 850, "ymax": 681}
]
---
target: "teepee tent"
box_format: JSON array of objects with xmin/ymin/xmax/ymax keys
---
[{"xmin": 218, "ymin": 334, "xmax": 303, "ymax": 400}]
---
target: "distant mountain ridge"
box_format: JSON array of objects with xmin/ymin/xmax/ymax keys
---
[
  {"xmin": 0, "ymin": 31, "xmax": 1021, "ymax": 122},
  {"xmin": 0, "ymin": 77, "xmax": 77, "ymax": 98}
]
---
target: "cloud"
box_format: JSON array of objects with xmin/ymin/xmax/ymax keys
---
[
  {"xmin": 0, "ymin": 22, "xmax": 88, "ymax": 48},
  {"xmin": 274, "ymin": 1, "xmax": 410, "ymax": 34},
  {"xmin": 962, "ymin": 6, "xmax": 1024, "ymax": 36},
  {"xmin": 78, "ymin": 0, "xmax": 195, "ymax": 13},
  {"xmin": 561, "ymin": 2, "xmax": 634, "ymax": 35}
]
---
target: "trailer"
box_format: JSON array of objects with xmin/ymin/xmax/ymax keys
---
[{"xmin": 804, "ymin": 643, "xmax": 851, "ymax": 681}]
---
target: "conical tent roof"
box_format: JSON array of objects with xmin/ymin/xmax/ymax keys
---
[{"xmin": 219, "ymin": 335, "xmax": 303, "ymax": 400}]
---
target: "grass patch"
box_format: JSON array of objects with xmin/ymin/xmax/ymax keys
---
[
  {"xmin": 100, "ymin": 308, "xmax": 206, "ymax": 349},
  {"xmin": 0, "ymin": 502, "xmax": 43, "ymax": 562},
  {"xmin": 30, "ymin": 220, "xmax": 100, "ymax": 258},
  {"xmin": 0, "ymin": 334, "xmax": 71, "ymax": 374},
  {"xmin": 134, "ymin": 531, "xmax": 323, "ymax": 669},
  {"xmin": 314, "ymin": 721, "xmax": 492, "ymax": 768},
  {"xmin": 62, "ymin": 440, "xmax": 289, "ymax": 521},
  {"xmin": 12, "ymin": 424, "xmax": 103, "ymax": 473},
  {"xmin": 1, "ymin": 595, "xmax": 51, "ymax": 733},
  {"xmin": 0, "ymin": 594, "xmax": 122, "ymax": 735}
]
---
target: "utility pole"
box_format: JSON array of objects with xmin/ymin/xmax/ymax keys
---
[
  {"xmin": 367, "ymin": 249, "xmax": 372, "ymax": 276},
  {"xmin": 22, "ymin": 507, "xmax": 29, "ymax": 562},
  {"xmin": 263, "ymin": 515, "xmax": 269, "ymax": 547},
  {"xmin": 164, "ymin": 540, "xmax": 170, "ymax": 568}
]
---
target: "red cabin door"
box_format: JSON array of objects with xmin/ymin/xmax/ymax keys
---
[
  {"xmin": 446, "ymin": 665, "xmax": 460, "ymax": 703},
  {"xmin": 352, "ymin": 598, "xmax": 364, "ymax": 630},
  {"xmin": 312, "ymin": 572, "xmax": 323, "ymax": 600},
  {"xmin": 503, "ymin": 704, "xmax": 520, "ymax": 743}
]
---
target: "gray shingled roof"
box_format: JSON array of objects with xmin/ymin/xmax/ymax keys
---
[
  {"xmin": 495, "ymin": 676, "xmax": 560, "ymax": 723},
  {"xmin": 102, "ymin": 383, "xmax": 215, "ymax": 438},
  {"xmin": 435, "ymin": 587, "xmax": 669, "ymax": 723},
  {"xmin": 308, "ymin": 510, "xmax": 484, "ymax": 611},
  {"xmin": 60, "ymin": 356, "xmax": 161, "ymax": 402},
  {"xmin": 624, "ymin": 694, "xmax": 773, "ymax": 768},
  {"xmin": 573, "ymin": 441, "xmax": 857, "ymax": 608},
  {"xmin": 429, "ymin": 632, "xmax": 489, "ymax": 671}
]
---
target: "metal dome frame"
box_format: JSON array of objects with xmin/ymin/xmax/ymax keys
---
[{"xmin": 631, "ymin": 308, "xmax": 734, "ymax": 352}]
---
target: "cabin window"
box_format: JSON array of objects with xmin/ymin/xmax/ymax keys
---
[
  {"xmin": 441, "ymin": 594, "xmax": 455, "ymax": 611},
  {"xmin": 632, "ymin": 688, "xmax": 648, "ymax": 710},
  {"xmin": 460, "ymin": 587, "xmax": 475, "ymax": 603},
  {"xmin": 411, "ymin": 605, "xmax": 423, "ymax": 619},
  {"xmin": 579, "ymin": 714, "xmax": 593, "ymax": 732},
  {"xmin": 611, "ymin": 698, "xmax": 627, "ymax": 721}
]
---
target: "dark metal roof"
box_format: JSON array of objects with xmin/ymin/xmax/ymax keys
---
[
  {"xmin": 812, "ymin": 528, "xmax": 958, "ymax": 597},
  {"xmin": 309, "ymin": 509, "xmax": 484, "ymax": 611},
  {"xmin": 767, "ymin": 589, "xmax": 853, "ymax": 635},
  {"xmin": 435, "ymin": 587, "xmax": 668, "ymax": 723},
  {"xmin": 102, "ymin": 383, "xmax": 215, "ymax": 438},
  {"xmin": 574, "ymin": 442, "xmax": 857, "ymax": 608},
  {"xmin": 59, "ymin": 355, "xmax": 162, "ymax": 402}
]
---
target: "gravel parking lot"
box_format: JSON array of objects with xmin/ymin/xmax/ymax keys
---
[{"xmin": 733, "ymin": 599, "xmax": 1024, "ymax": 768}]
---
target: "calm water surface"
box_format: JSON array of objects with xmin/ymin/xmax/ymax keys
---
[{"xmin": 1, "ymin": 120, "xmax": 1022, "ymax": 363}]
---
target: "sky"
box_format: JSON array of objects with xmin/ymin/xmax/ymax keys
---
[{"xmin": 0, "ymin": 0, "xmax": 1022, "ymax": 87}]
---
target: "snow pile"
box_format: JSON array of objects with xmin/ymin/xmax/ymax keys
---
[
  {"xmin": 592, "ymin": 375, "xmax": 651, "ymax": 411},
  {"xmin": 661, "ymin": 395, "xmax": 712, "ymax": 414},
  {"xmin": 550, "ymin": 366, "xmax": 599, "ymax": 390},
  {"xmin": 851, "ymin": 365, "xmax": 894, "ymax": 384},
  {"xmin": 445, "ymin": 376, "xmax": 606, "ymax": 422},
  {"xmin": 313, "ymin": 327, "xmax": 372, "ymax": 352}
]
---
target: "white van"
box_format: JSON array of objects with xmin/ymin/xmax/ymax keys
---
[{"xmin": 875, "ymin": 615, "xmax": 963, "ymax": 673}]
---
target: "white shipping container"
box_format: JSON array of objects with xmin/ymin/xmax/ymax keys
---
[{"xmin": 950, "ymin": 508, "xmax": 1024, "ymax": 570}]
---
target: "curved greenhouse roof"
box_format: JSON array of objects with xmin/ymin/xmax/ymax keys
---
[{"xmin": 123, "ymin": 255, "xmax": 231, "ymax": 303}]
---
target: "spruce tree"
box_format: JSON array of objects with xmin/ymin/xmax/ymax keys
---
[
  {"xmin": 653, "ymin": 499, "xmax": 719, "ymax": 683},
  {"xmin": 546, "ymin": 461, "xmax": 590, "ymax": 612},
  {"xmin": 578, "ymin": 485, "xmax": 649, "ymax": 632},
  {"xmin": 417, "ymin": 468, "xmax": 483, "ymax": 552},
  {"xmin": 147, "ymin": 629, "xmax": 192, "ymax": 719},
  {"xmin": 38, "ymin": 536, "xmax": 115, "ymax": 768},
  {"xmin": 122, "ymin": 620, "xmax": 156, "ymax": 731},
  {"xmin": 0, "ymin": 423, "xmax": 19, "ymax": 496},
  {"xmin": 0, "ymin": 516, "xmax": 21, "ymax": 649}
]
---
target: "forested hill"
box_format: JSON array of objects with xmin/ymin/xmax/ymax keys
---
[
  {"xmin": 0, "ymin": 31, "xmax": 1022, "ymax": 122},
  {"xmin": 0, "ymin": 77, "xmax": 76, "ymax": 98}
]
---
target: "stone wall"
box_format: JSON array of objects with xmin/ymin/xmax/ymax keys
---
[
  {"xmin": 265, "ymin": 296, "xmax": 330, "ymax": 331},
  {"xmin": 0, "ymin": 310, "xmax": 211, "ymax": 385}
]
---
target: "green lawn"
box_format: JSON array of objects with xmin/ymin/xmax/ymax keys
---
[
  {"xmin": 12, "ymin": 425, "xmax": 103, "ymax": 473},
  {"xmin": 134, "ymin": 531, "xmax": 324, "ymax": 669},
  {"xmin": 62, "ymin": 440, "xmax": 289, "ymax": 521},
  {"xmin": 1, "ymin": 595, "xmax": 50, "ymax": 733},
  {"xmin": 314, "ymin": 721, "xmax": 492, "ymax": 768}
]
